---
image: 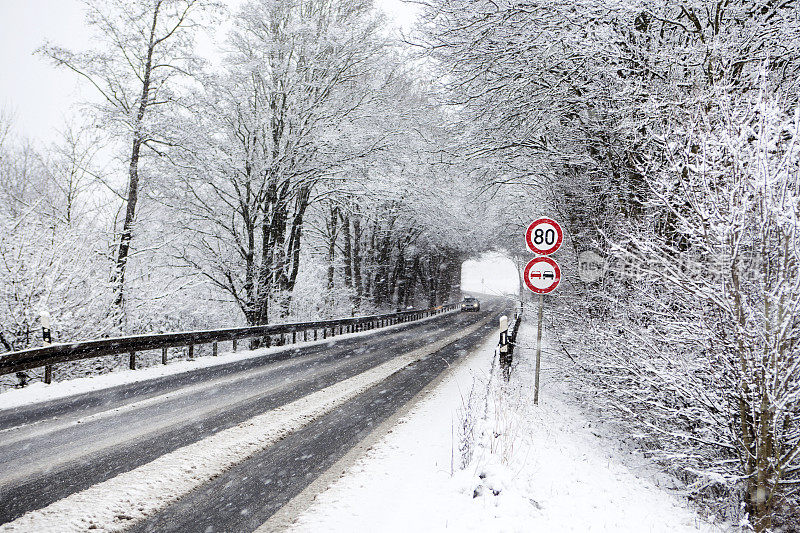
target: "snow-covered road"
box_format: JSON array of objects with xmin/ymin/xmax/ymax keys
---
[
  {"xmin": 0, "ymin": 300, "xmax": 508, "ymax": 532},
  {"xmin": 286, "ymin": 321, "xmax": 723, "ymax": 532}
]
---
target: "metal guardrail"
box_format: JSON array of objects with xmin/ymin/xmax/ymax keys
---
[{"xmin": 0, "ymin": 303, "xmax": 460, "ymax": 379}]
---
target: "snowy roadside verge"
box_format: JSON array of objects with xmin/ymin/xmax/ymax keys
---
[
  {"xmin": 0, "ymin": 312, "xmax": 488, "ymax": 533},
  {"xmin": 262, "ymin": 311, "xmax": 502, "ymax": 532},
  {"xmin": 285, "ymin": 320, "xmax": 722, "ymax": 532},
  {"xmin": 0, "ymin": 310, "xmax": 458, "ymax": 411},
  {"xmin": 282, "ymin": 324, "xmax": 500, "ymax": 533}
]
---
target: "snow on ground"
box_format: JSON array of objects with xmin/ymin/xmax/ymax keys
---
[
  {"xmin": 287, "ymin": 321, "xmax": 726, "ymax": 532},
  {"xmin": 0, "ymin": 314, "xmax": 487, "ymax": 533},
  {"xmin": 0, "ymin": 311, "xmax": 456, "ymax": 410}
]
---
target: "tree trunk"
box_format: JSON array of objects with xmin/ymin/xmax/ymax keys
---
[
  {"xmin": 327, "ymin": 205, "xmax": 339, "ymax": 294},
  {"xmin": 110, "ymin": 5, "xmax": 160, "ymax": 311},
  {"xmin": 0, "ymin": 332, "xmax": 12, "ymax": 352},
  {"xmin": 341, "ymin": 211, "xmax": 353, "ymax": 290},
  {"xmin": 352, "ymin": 214, "xmax": 363, "ymax": 302}
]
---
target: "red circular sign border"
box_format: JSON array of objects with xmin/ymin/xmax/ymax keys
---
[
  {"xmin": 523, "ymin": 256, "xmax": 561, "ymax": 294},
  {"xmin": 525, "ymin": 218, "xmax": 563, "ymax": 255}
]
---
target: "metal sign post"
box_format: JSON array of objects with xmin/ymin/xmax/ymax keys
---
[
  {"xmin": 524, "ymin": 259, "xmax": 559, "ymax": 405},
  {"xmin": 534, "ymin": 294, "xmax": 544, "ymax": 404}
]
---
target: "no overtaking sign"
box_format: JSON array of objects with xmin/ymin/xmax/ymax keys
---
[{"xmin": 523, "ymin": 256, "xmax": 561, "ymax": 294}]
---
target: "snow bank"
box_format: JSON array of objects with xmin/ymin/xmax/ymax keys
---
[{"xmin": 287, "ymin": 321, "xmax": 723, "ymax": 532}]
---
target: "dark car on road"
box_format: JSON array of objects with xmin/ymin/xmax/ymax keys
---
[{"xmin": 461, "ymin": 297, "xmax": 480, "ymax": 312}]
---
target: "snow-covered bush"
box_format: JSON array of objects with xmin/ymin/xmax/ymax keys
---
[{"xmin": 555, "ymin": 88, "xmax": 800, "ymax": 530}]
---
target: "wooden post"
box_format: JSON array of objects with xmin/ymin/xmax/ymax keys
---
[
  {"xmin": 129, "ymin": 352, "xmax": 136, "ymax": 370},
  {"xmin": 44, "ymin": 365, "xmax": 52, "ymax": 384},
  {"xmin": 304, "ymin": 329, "xmax": 308, "ymax": 342},
  {"xmin": 292, "ymin": 331, "xmax": 296, "ymax": 344},
  {"xmin": 534, "ymin": 294, "xmax": 544, "ymax": 405},
  {"xmin": 212, "ymin": 342, "xmax": 218, "ymax": 356},
  {"xmin": 188, "ymin": 344, "xmax": 195, "ymax": 360},
  {"xmin": 162, "ymin": 347, "xmax": 168, "ymax": 365},
  {"xmin": 314, "ymin": 329, "xmax": 318, "ymax": 341},
  {"xmin": 323, "ymin": 328, "xmax": 327, "ymax": 339},
  {"xmin": 232, "ymin": 339, "xmax": 238, "ymax": 352}
]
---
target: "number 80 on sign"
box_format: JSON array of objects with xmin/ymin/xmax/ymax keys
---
[{"xmin": 525, "ymin": 217, "xmax": 563, "ymax": 255}]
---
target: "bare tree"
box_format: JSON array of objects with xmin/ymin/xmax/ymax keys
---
[
  {"xmin": 39, "ymin": 0, "xmax": 216, "ymax": 311},
  {"xmin": 163, "ymin": 0, "xmax": 395, "ymax": 324}
]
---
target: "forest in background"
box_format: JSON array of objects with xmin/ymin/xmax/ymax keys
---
[
  {"xmin": 2, "ymin": 0, "xmax": 800, "ymax": 530},
  {"xmin": 0, "ymin": 0, "xmax": 491, "ymax": 356}
]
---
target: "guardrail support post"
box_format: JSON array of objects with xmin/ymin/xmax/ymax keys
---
[
  {"xmin": 232, "ymin": 339, "xmax": 238, "ymax": 352},
  {"xmin": 129, "ymin": 352, "xmax": 136, "ymax": 370},
  {"xmin": 314, "ymin": 329, "xmax": 318, "ymax": 340},
  {"xmin": 292, "ymin": 331, "xmax": 296, "ymax": 344},
  {"xmin": 323, "ymin": 328, "xmax": 327, "ymax": 339},
  {"xmin": 162, "ymin": 347, "xmax": 168, "ymax": 364},
  {"xmin": 188, "ymin": 345, "xmax": 195, "ymax": 360},
  {"xmin": 44, "ymin": 365, "xmax": 52, "ymax": 384},
  {"xmin": 212, "ymin": 342, "xmax": 218, "ymax": 356}
]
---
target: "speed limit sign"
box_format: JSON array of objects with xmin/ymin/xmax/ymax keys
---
[
  {"xmin": 525, "ymin": 218, "xmax": 563, "ymax": 255},
  {"xmin": 524, "ymin": 256, "xmax": 561, "ymax": 294}
]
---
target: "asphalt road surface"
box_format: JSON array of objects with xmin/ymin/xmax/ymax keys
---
[{"xmin": 0, "ymin": 298, "xmax": 509, "ymax": 531}]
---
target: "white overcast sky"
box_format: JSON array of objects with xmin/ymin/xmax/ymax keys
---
[
  {"xmin": 0, "ymin": 0, "xmax": 420, "ymax": 145},
  {"xmin": 461, "ymin": 254, "xmax": 520, "ymax": 296},
  {"xmin": 0, "ymin": 0, "xmax": 90, "ymax": 143}
]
